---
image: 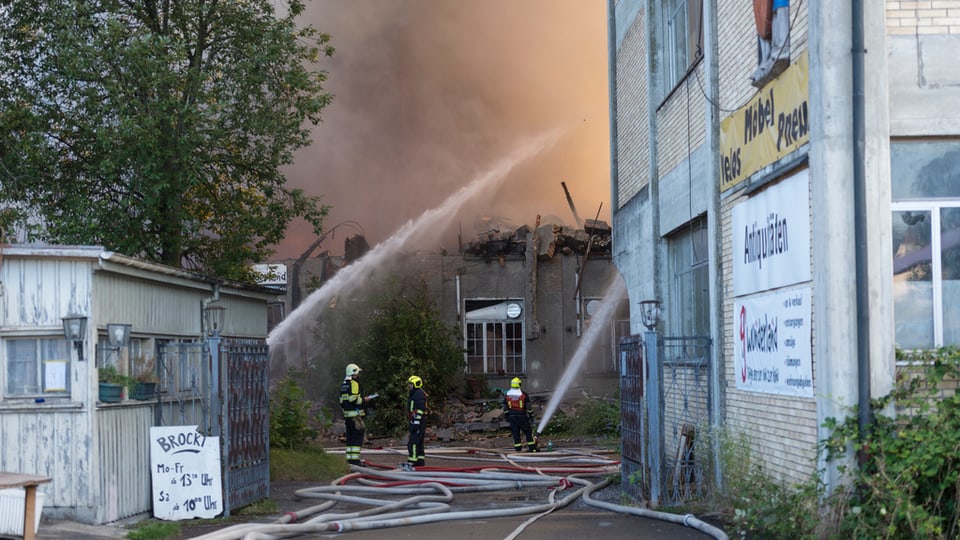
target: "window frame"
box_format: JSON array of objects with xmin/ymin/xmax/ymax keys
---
[
  {"xmin": 463, "ymin": 299, "xmax": 525, "ymax": 375},
  {"xmin": 4, "ymin": 335, "xmax": 72, "ymax": 398},
  {"xmin": 890, "ymin": 139, "xmax": 960, "ymax": 350},
  {"xmin": 668, "ymin": 217, "xmax": 710, "ymax": 338},
  {"xmin": 891, "ymin": 201, "xmax": 960, "ymax": 349},
  {"xmin": 660, "ymin": 0, "xmax": 704, "ymax": 92}
]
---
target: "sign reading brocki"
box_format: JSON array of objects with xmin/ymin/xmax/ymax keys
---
[{"xmin": 150, "ymin": 425, "xmax": 223, "ymax": 520}]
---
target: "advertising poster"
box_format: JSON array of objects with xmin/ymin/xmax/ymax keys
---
[
  {"xmin": 734, "ymin": 286, "xmax": 813, "ymax": 397},
  {"xmin": 731, "ymin": 168, "xmax": 811, "ymax": 296},
  {"xmin": 150, "ymin": 425, "xmax": 223, "ymax": 520}
]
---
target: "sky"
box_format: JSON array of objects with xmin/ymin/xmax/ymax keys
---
[{"xmin": 272, "ymin": 0, "xmax": 611, "ymax": 260}]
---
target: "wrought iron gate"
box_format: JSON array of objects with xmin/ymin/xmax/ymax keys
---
[
  {"xmin": 619, "ymin": 334, "xmax": 713, "ymax": 506},
  {"xmin": 157, "ymin": 338, "xmax": 270, "ymax": 515},
  {"xmin": 618, "ymin": 335, "xmax": 645, "ymax": 502}
]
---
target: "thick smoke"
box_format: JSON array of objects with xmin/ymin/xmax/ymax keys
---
[{"xmin": 275, "ymin": 0, "xmax": 610, "ymax": 258}]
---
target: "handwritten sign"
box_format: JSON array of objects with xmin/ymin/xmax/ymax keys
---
[{"xmin": 150, "ymin": 426, "xmax": 223, "ymax": 520}]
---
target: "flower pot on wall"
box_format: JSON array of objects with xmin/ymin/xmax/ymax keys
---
[
  {"xmin": 131, "ymin": 382, "xmax": 157, "ymax": 401},
  {"xmin": 98, "ymin": 382, "xmax": 123, "ymax": 403}
]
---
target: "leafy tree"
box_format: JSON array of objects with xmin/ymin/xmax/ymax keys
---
[
  {"xmin": 0, "ymin": 0, "xmax": 332, "ymax": 280},
  {"xmin": 311, "ymin": 274, "xmax": 465, "ymax": 437}
]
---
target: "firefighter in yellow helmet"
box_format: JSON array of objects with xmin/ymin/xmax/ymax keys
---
[
  {"xmin": 339, "ymin": 363, "xmax": 376, "ymax": 466},
  {"xmin": 503, "ymin": 376, "xmax": 538, "ymax": 452},
  {"xmin": 404, "ymin": 375, "xmax": 429, "ymax": 469}
]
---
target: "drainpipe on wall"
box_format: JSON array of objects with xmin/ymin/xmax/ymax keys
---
[{"xmin": 851, "ymin": 0, "xmax": 871, "ymax": 464}]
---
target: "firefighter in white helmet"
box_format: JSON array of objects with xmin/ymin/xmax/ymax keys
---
[
  {"xmin": 339, "ymin": 363, "xmax": 376, "ymax": 465},
  {"xmin": 503, "ymin": 377, "xmax": 538, "ymax": 452}
]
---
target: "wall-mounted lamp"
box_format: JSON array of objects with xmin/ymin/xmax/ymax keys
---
[
  {"xmin": 639, "ymin": 300, "xmax": 662, "ymax": 331},
  {"xmin": 203, "ymin": 304, "xmax": 226, "ymax": 337},
  {"xmin": 62, "ymin": 314, "xmax": 88, "ymax": 362},
  {"xmin": 106, "ymin": 323, "xmax": 132, "ymax": 350}
]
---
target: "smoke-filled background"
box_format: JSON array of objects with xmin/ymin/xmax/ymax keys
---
[{"xmin": 273, "ymin": 0, "xmax": 610, "ymax": 259}]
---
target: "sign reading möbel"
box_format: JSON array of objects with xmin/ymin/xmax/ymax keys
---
[
  {"xmin": 150, "ymin": 425, "xmax": 223, "ymax": 520},
  {"xmin": 720, "ymin": 50, "xmax": 809, "ymax": 191}
]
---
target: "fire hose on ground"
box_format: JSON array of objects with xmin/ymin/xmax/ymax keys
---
[{"xmin": 187, "ymin": 447, "xmax": 727, "ymax": 540}]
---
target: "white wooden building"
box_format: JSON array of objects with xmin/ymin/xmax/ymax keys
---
[{"xmin": 0, "ymin": 245, "xmax": 277, "ymax": 524}]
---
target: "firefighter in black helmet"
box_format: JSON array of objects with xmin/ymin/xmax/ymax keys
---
[
  {"xmin": 405, "ymin": 375, "xmax": 428, "ymax": 469},
  {"xmin": 503, "ymin": 377, "xmax": 538, "ymax": 452}
]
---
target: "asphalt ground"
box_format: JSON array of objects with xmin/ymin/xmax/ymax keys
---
[{"xmin": 35, "ymin": 446, "xmax": 728, "ymax": 540}]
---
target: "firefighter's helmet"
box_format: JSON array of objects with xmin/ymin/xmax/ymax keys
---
[
  {"xmin": 511, "ymin": 377, "xmax": 522, "ymax": 388},
  {"xmin": 345, "ymin": 363, "xmax": 362, "ymax": 377},
  {"xmin": 408, "ymin": 375, "xmax": 423, "ymax": 388}
]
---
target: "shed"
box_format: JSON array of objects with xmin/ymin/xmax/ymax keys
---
[{"xmin": 0, "ymin": 245, "xmax": 277, "ymax": 524}]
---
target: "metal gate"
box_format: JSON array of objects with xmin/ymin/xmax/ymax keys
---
[
  {"xmin": 619, "ymin": 334, "xmax": 713, "ymax": 506},
  {"xmin": 618, "ymin": 335, "xmax": 645, "ymax": 503},
  {"xmin": 157, "ymin": 338, "xmax": 270, "ymax": 515}
]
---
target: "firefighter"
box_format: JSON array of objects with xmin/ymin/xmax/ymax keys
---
[
  {"xmin": 339, "ymin": 363, "xmax": 375, "ymax": 465},
  {"xmin": 405, "ymin": 375, "xmax": 428, "ymax": 469},
  {"xmin": 503, "ymin": 377, "xmax": 538, "ymax": 452}
]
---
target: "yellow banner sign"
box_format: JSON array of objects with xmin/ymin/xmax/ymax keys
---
[{"xmin": 720, "ymin": 50, "xmax": 809, "ymax": 191}]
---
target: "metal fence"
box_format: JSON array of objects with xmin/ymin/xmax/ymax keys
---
[{"xmin": 659, "ymin": 336, "xmax": 712, "ymax": 505}]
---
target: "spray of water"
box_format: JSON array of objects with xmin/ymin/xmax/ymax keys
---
[
  {"xmin": 267, "ymin": 128, "xmax": 566, "ymax": 348},
  {"xmin": 536, "ymin": 273, "xmax": 626, "ymax": 435}
]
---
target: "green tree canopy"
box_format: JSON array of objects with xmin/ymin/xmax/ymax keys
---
[{"xmin": 0, "ymin": 0, "xmax": 332, "ymax": 280}]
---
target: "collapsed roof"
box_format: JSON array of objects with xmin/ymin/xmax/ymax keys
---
[{"xmin": 463, "ymin": 219, "xmax": 612, "ymax": 260}]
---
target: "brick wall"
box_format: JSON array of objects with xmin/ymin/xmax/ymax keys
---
[
  {"xmin": 887, "ymin": 0, "xmax": 960, "ymax": 35},
  {"xmin": 616, "ymin": 15, "xmax": 650, "ymax": 209}
]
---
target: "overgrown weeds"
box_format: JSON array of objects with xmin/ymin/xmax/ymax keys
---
[{"xmin": 690, "ymin": 347, "xmax": 960, "ymax": 539}]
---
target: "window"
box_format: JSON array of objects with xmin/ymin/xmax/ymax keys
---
[
  {"xmin": 891, "ymin": 140, "xmax": 960, "ymax": 349},
  {"xmin": 660, "ymin": 0, "xmax": 703, "ymax": 90},
  {"xmin": 5, "ymin": 337, "xmax": 70, "ymax": 396},
  {"xmin": 464, "ymin": 299, "xmax": 524, "ymax": 375},
  {"xmin": 668, "ymin": 217, "xmax": 710, "ymax": 337}
]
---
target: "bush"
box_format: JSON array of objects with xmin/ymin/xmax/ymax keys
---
[
  {"xmin": 822, "ymin": 346, "xmax": 960, "ymax": 539},
  {"xmin": 269, "ymin": 376, "xmax": 317, "ymax": 449},
  {"xmin": 570, "ymin": 397, "xmax": 621, "ymax": 438}
]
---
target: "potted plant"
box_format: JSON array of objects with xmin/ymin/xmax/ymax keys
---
[
  {"xmin": 98, "ymin": 365, "xmax": 127, "ymax": 403},
  {"xmin": 130, "ymin": 356, "xmax": 158, "ymax": 401}
]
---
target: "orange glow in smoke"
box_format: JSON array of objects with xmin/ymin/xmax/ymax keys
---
[{"xmin": 274, "ymin": 0, "xmax": 610, "ymax": 259}]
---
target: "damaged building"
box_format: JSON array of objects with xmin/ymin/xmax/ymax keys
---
[{"xmin": 270, "ymin": 218, "xmax": 628, "ymax": 398}]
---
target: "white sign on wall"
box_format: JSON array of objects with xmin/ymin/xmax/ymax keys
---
[
  {"xmin": 731, "ymin": 169, "xmax": 811, "ymax": 296},
  {"xmin": 734, "ymin": 286, "xmax": 813, "ymax": 397},
  {"xmin": 150, "ymin": 426, "xmax": 223, "ymax": 520}
]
